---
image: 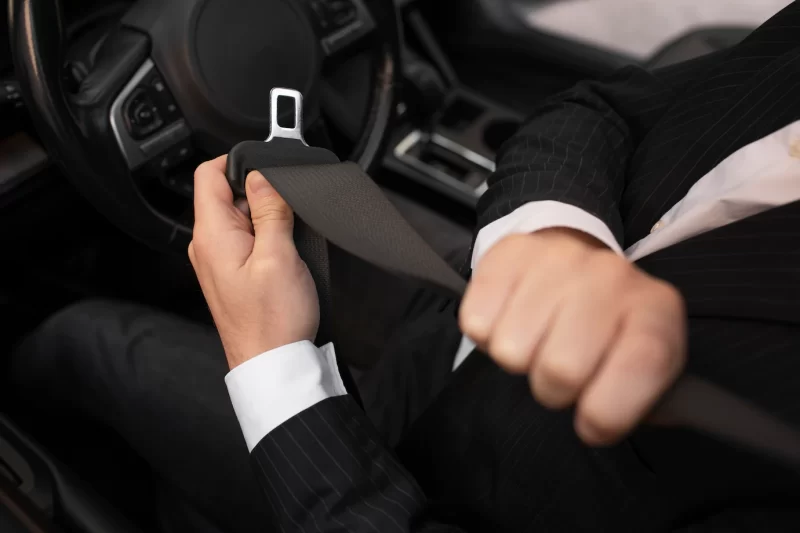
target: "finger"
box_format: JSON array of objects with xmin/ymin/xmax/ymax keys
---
[
  {"xmin": 192, "ymin": 156, "xmax": 255, "ymax": 266},
  {"xmin": 484, "ymin": 264, "xmax": 561, "ymax": 374},
  {"xmin": 245, "ymin": 170, "xmax": 294, "ymax": 254},
  {"xmin": 459, "ymin": 235, "xmax": 534, "ymax": 348},
  {"xmin": 530, "ymin": 273, "xmax": 623, "ymax": 409},
  {"xmin": 193, "ymin": 155, "xmax": 236, "ymax": 230},
  {"xmin": 575, "ymin": 286, "xmax": 686, "ymax": 445}
]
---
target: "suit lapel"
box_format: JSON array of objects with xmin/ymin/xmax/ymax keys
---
[{"xmin": 624, "ymin": 27, "xmax": 800, "ymax": 245}]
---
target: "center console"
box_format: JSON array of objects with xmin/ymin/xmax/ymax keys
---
[
  {"xmin": 384, "ymin": 7, "xmax": 523, "ymax": 208},
  {"xmin": 385, "ymin": 88, "xmax": 521, "ymax": 207}
]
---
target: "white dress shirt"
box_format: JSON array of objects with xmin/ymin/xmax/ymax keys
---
[{"xmin": 226, "ymin": 119, "xmax": 800, "ymax": 452}]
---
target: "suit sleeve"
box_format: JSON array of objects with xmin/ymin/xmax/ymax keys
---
[
  {"xmin": 477, "ymin": 53, "xmax": 723, "ymax": 246},
  {"xmin": 250, "ymin": 394, "xmax": 465, "ymax": 532}
]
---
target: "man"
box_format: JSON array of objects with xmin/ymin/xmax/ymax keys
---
[{"xmin": 11, "ymin": 3, "xmax": 800, "ymax": 531}]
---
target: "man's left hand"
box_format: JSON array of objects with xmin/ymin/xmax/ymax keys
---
[{"xmin": 189, "ymin": 156, "xmax": 319, "ymax": 369}]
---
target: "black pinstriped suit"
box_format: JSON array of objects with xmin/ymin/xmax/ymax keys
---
[{"xmin": 252, "ymin": 4, "xmax": 800, "ymax": 532}]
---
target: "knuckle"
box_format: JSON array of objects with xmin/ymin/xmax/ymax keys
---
[
  {"xmin": 191, "ymin": 230, "xmax": 215, "ymax": 253},
  {"xmin": 578, "ymin": 404, "xmax": 625, "ymax": 442},
  {"xmin": 458, "ymin": 307, "xmax": 489, "ymax": 344},
  {"xmin": 250, "ymin": 251, "xmax": 300, "ymax": 278},
  {"xmin": 624, "ymin": 335, "xmax": 676, "ymax": 377},
  {"xmin": 592, "ymin": 253, "xmax": 631, "ymax": 283},
  {"xmin": 251, "ymin": 202, "xmax": 292, "ymax": 223},
  {"xmin": 657, "ymin": 281, "xmax": 685, "ymax": 310},
  {"xmin": 639, "ymin": 276, "xmax": 681, "ymax": 304},
  {"xmin": 457, "ymin": 309, "xmax": 482, "ymax": 341},
  {"xmin": 194, "ymin": 161, "xmax": 212, "ymax": 180},
  {"xmin": 190, "ymin": 234, "xmax": 207, "ymax": 256},
  {"xmin": 487, "ymin": 335, "xmax": 528, "ymax": 373},
  {"xmin": 458, "ymin": 285, "xmax": 493, "ymax": 340},
  {"xmin": 538, "ymin": 356, "xmax": 584, "ymax": 394}
]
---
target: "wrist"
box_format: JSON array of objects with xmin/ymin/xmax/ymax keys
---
[{"xmin": 222, "ymin": 336, "xmax": 311, "ymax": 370}]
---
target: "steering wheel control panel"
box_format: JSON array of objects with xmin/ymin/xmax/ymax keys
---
[
  {"xmin": 123, "ymin": 69, "xmax": 182, "ymax": 141},
  {"xmin": 110, "ymin": 59, "xmax": 193, "ymax": 174},
  {"xmin": 305, "ymin": 0, "xmax": 375, "ymax": 55}
]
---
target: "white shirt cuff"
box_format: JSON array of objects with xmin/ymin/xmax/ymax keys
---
[
  {"xmin": 471, "ymin": 200, "xmax": 624, "ymax": 270},
  {"xmin": 225, "ymin": 341, "xmax": 346, "ymax": 452}
]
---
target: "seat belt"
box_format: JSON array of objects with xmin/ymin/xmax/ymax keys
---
[
  {"xmin": 227, "ymin": 89, "xmax": 800, "ymax": 470},
  {"xmin": 259, "ymin": 159, "xmax": 800, "ymax": 470}
]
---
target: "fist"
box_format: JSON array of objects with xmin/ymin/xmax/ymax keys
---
[
  {"xmin": 189, "ymin": 156, "xmax": 319, "ymax": 369},
  {"xmin": 459, "ymin": 228, "xmax": 686, "ymax": 445}
]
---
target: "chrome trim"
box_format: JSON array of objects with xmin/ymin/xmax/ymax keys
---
[
  {"xmin": 265, "ymin": 88, "xmax": 308, "ymax": 145},
  {"xmin": 430, "ymin": 133, "xmax": 495, "ymax": 172},
  {"xmin": 109, "ymin": 59, "xmax": 156, "ymax": 170},
  {"xmin": 393, "ymin": 129, "xmax": 495, "ymax": 197},
  {"xmin": 393, "ymin": 129, "xmax": 423, "ymax": 157}
]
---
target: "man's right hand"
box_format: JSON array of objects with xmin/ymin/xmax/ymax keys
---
[{"xmin": 459, "ymin": 228, "xmax": 687, "ymax": 446}]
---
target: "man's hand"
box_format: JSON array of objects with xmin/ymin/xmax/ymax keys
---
[
  {"xmin": 459, "ymin": 228, "xmax": 686, "ymax": 445},
  {"xmin": 189, "ymin": 156, "xmax": 319, "ymax": 369}
]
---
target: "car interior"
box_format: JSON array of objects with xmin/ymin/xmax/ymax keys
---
[{"xmin": 0, "ymin": 0, "xmax": 759, "ymax": 531}]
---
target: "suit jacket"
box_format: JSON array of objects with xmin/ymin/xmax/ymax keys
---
[{"xmin": 251, "ymin": 4, "xmax": 800, "ymax": 531}]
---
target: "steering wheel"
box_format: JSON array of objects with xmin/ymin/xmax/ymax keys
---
[{"xmin": 9, "ymin": 0, "xmax": 399, "ymax": 253}]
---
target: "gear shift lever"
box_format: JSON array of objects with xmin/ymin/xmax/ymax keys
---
[{"xmin": 402, "ymin": 50, "xmax": 448, "ymax": 131}]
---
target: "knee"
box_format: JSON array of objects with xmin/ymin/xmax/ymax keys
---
[
  {"xmin": 30, "ymin": 299, "xmax": 122, "ymax": 347},
  {"xmin": 10, "ymin": 299, "xmax": 127, "ymax": 388}
]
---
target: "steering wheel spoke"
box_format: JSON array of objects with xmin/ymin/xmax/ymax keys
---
[
  {"xmin": 109, "ymin": 58, "xmax": 194, "ymax": 173},
  {"xmin": 305, "ymin": 0, "xmax": 377, "ymax": 67}
]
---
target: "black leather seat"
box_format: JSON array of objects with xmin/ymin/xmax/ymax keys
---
[
  {"xmin": 0, "ymin": 415, "xmax": 143, "ymax": 533},
  {"xmin": 0, "ymin": 475, "xmax": 58, "ymax": 533},
  {"xmin": 647, "ymin": 27, "xmax": 754, "ymax": 69}
]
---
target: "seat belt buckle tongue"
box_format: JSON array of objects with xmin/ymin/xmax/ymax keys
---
[
  {"xmin": 225, "ymin": 87, "xmax": 340, "ymax": 197},
  {"xmin": 264, "ymin": 87, "xmax": 309, "ymax": 146}
]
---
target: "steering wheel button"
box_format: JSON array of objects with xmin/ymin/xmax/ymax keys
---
[
  {"xmin": 135, "ymin": 105, "xmax": 153, "ymax": 123},
  {"xmin": 167, "ymin": 139, "xmax": 194, "ymax": 166},
  {"xmin": 140, "ymin": 120, "xmax": 191, "ymax": 156},
  {"xmin": 160, "ymin": 98, "xmax": 182, "ymax": 121},
  {"xmin": 125, "ymin": 89, "xmax": 165, "ymax": 139}
]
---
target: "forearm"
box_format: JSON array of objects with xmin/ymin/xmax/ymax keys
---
[
  {"xmin": 226, "ymin": 342, "xmax": 465, "ymax": 532},
  {"xmin": 252, "ymin": 395, "xmax": 466, "ymax": 532},
  {"xmin": 477, "ymin": 64, "xmax": 684, "ymax": 246}
]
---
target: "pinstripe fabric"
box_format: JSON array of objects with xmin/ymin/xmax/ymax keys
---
[
  {"xmin": 637, "ymin": 199, "xmax": 800, "ymax": 327},
  {"xmin": 478, "ymin": 52, "xmax": 722, "ymax": 246},
  {"xmin": 249, "ymin": 4, "xmax": 800, "ymax": 532},
  {"xmin": 252, "ymin": 395, "xmax": 464, "ymax": 532},
  {"xmin": 480, "ymin": 3, "xmax": 800, "ymax": 249}
]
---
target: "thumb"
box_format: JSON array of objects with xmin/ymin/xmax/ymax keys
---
[{"xmin": 245, "ymin": 170, "xmax": 294, "ymax": 245}]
